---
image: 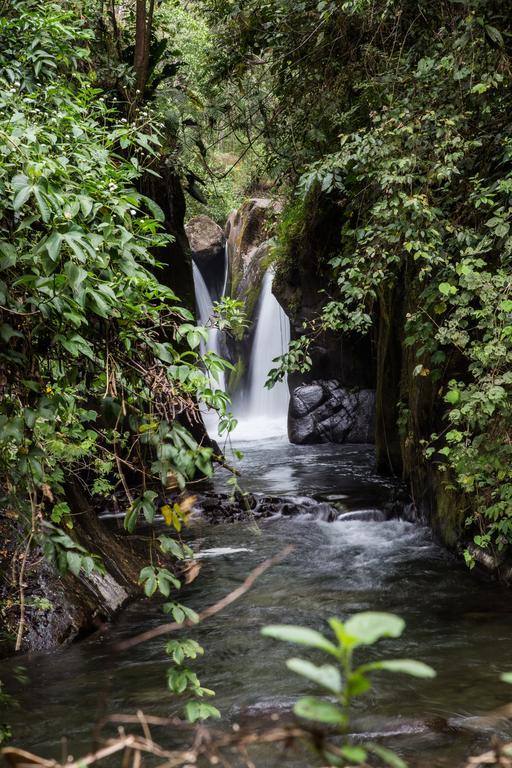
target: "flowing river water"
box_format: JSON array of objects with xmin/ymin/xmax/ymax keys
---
[{"xmin": 2, "ymin": 438, "xmax": 512, "ymax": 767}]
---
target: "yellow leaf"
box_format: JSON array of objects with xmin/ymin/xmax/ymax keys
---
[
  {"xmin": 172, "ymin": 504, "xmax": 182, "ymax": 532},
  {"xmin": 161, "ymin": 504, "xmax": 173, "ymax": 526},
  {"xmin": 180, "ymin": 495, "xmax": 196, "ymax": 514}
]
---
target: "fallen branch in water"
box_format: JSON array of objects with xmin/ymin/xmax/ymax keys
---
[
  {"xmin": 116, "ymin": 545, "xmax": 294, "ymax": 651},
  {"xmin": 1, "ymin": 711, "xmax": 312, "ymax": 768}
]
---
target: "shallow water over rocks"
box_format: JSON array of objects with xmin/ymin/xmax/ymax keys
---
[{"xmin": 2, "ymin": 440, "xmax": 512, "ymax": 767}]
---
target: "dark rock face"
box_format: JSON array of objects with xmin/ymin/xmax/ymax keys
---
[
  {"xmin": 7, "ymin": 487, "xmax": 153, "ymax": 655},
  {"xmin": 185, "ymin": 215, "xmax": 225, "ymax": 266},
  {"xmin": 288, "ymin": 380, "xmax": 375, "ymax": 445},
  {"xmin": 138, "ymin": 165, "xmax": 195, "ymax": 311}
]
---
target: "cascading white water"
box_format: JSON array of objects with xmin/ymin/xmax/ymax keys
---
[
  {"xmin": 233, "ymin": 269, "xmax": 290, "ymax": 440},
  {"xmin": 192, "ymin": 250, "xmax": 290, "ymax": 441},
  {"xmin": 192, "ymin": 260, "xmax": 225, "ymax": 391}
]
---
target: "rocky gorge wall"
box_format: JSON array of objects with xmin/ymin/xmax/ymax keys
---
[{"xmin": 260, "ymin": 190, "xmax": 479, "ymax": 561}]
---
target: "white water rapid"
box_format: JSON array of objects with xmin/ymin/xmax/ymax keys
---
[
  {"xmin": 233, "ymin": 269, "xmax": 290, "ymax": 440},
  {"xmin": 192, "ymin": 260, "xmax": 225, "ymax": 391}
]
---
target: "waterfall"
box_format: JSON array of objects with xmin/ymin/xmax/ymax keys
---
[
  {"xmin": 233, "ymin": 270, "xmax": 290, "ymax": 440},
  {"xmin": 192, "ymin": 249, "xmax": 290, "ymax": 442},
  {"xmin": 192, "ymin": 261, "xmax": 225, "ymax": 390}
]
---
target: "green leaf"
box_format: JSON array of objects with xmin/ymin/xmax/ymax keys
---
[
  {"xmin": 501, "ymin": 672, "xmax": 512, "ymax": 684},
  {"xmin": 484, "ymin": 24, "xmax": 504, "ymax": 47},
  {"xmin": 44, "ymin": 231, "xmax": 62, "ymax": 262},
  {"xmin": 124, "ymin": 505, "xmax": 138, "ymax": 533},
  {"xmin": 158, "ymin": 535, "xmax": 189, "ymax": 559},
  {"xmin": 445, "ymin": 389, "xmax": 460, "ymax": 405},
  {"xmin": 82, "ymin": 556, "xmax": 95, "ymax": 576},
  {"xmin": 0, "ymin": 241, "xmax": 16, "ymax": 270},
  {"xmin": 342, "ymin": 612, "xmax": 405, "ymax": 647},
  {"xmin": 13, "ymin": 185, "xmax": 33, "ymax": 211},
  {"xmin": 261, "ymin": 625, "xmax": 339, "ymax": 656},
  {"xmin": 347, "ymin": 672, "xmax": 371, "ymax": 696},
  {"xmin": 51, "ymin": 502, "xmax": 71, "ymax": 524},
  {"xmin": 184, "ymin": 701, "xmax": 221, "ymax": 722},
  {"xmin": 66, "ymin": 551, "xmax": 82, "ymax": 577},
  {"xmin": 33, "ymin": 186, "xmax": 51, "ymax": 222},
  {"xmin": 340, "ymin": 745, "xmax": 367, "ymax": 763},
  {"xmin": 143, "ymin": 575, "xmax": 157, "ymax": 597},
  {"xmin": 366, "ymin": 743, "xmax": 407, "ymax": 768},
  {"xmin": 438, "ymin": 282, "xmax": 457, "ymax": 296},
  {"xmin": 286, "ymin": 658, "xmax": 342, "ymax": 693},
  {"xmin": 359, "ymin": 658, "xmax": 436, "ymax": 678},
  {"xmin": 293, "ymin": 696, "xmax": 345, "ymax": 725},
  {"xmin": 64, "ymin": 262, "xmax": 88, "ymax": 296}
]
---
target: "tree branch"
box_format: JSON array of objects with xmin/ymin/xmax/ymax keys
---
[{"xmin": 116, "ymin": 545, "xmax": 294, "ymax": 651}]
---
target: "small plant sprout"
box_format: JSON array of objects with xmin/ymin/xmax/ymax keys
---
[{"xmin": 262, "ymin": 612, "xmax": 436, "ymax": 767}]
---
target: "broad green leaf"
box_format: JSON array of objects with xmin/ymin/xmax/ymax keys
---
[
  {"xmin": 141, "ymin": 498, "xmax": 156, "ymax": 524},
  {"xmin": 64, "ymin": 261, "xmax": 88, "ymax": 296},
  {"xmin": 66, "ymin": 551, "xmax": 82, "ymax": 577},
  {"xmin": 501, "ymin": 672, "xmax": 512, "ymax": 684},
  {"xmin": 143, "ymin": 575, "xmax": 157, "ymax": 597},
  {"xmin": 340, "ymin": 745, "xmax": 367, "ymax": 764},
  {"xmin": 293, "ymin": 696, "xmax": 345, "ymax": 725},
  {"xmin": 45, "ymin": 231, "xmax": 62, "ymax": 262},
  {"xmin": 13, "ymin": 184, "xmax": 33, "ymax": 210},
  {"xmin": 261, "ymin": 625, "xmax": 339, "ymax": 656},
  {"xmin": 343, "ymin": 612, "xmax": 405, "ymax": 647},
  {"xmin": 184, "ymin": 701, "xmax": 220, "ymax": 722},
  {"xmin": 359, "ymin": 658, "xmax": 436, "ymax": 678},
  {"xmin": 438, "ymin": 282, "xmax": 457, "ymax": 296},
  {"xmin": 33, "ymin": 186, "xmax": 50, "ymax": 222},
  {"xmin": 82, "ymin": 556, "xmax": 95, "ymax": 576},
  {"xmin": 445, "ymin": 389, "xmax": 460, "ymax": 405},
  {"xmin": 286, "ymin": 658, "xmax": 342, "ymax": 693},
  {"xmin": 158, "ymin": 535, "xmax": 188, "ymax": 559},
  {"xmin": 124, "ymin": 505, "xmax": 138, "ymax": 533},
  {"xmin": 366, "ymin": 743, "xmax": 407, "ymax": 768},
  {"xmin": 0, "ymin": 241, "xmax": 16, "ymax": 269}
]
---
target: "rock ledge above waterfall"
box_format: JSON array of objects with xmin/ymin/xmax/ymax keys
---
[{"xmin": 185, "ymin": 215, "xmax": 225, "ymax": 264}]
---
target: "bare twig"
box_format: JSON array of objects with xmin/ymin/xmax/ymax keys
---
[{"xmin": 116, "ymin": 545, "xmax": 294, "ymax": 651}]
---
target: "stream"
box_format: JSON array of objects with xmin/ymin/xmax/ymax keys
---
[{"xmin": 2, "ymin": 438, "xmax": 512, "ymax": 767}]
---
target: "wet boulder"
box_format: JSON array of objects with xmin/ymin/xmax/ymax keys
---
[
  {"xmin": 288, "ymin": 380, "xmax": 375, "ymax": 445},
  {"xmin": 225, "ymin": 198, "xmax": 281, "ymax": 303},
  {"xmin": 185, "ymin": 215, "xmax": 225, "ymax": 265}
]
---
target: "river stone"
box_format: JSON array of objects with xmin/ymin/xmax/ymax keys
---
[
  {"xmin": 288, "ymin": 380, "xmax": 375, "ymax": 444},
  {"xmin": 185, "ymin": 215, "xmax": 225, "ymax": 264}
]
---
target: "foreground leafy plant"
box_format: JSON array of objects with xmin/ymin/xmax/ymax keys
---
[{"xmin": 263, "ymin": 612, "xmax": 435, "ymax": 767}]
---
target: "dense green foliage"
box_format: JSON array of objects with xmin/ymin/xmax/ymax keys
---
[
  {"xmin": 0, "ymin": 3, "xmax": 239, "ymax": 707},
  {"xmin": 205, "ymin": 0, "xmax": 512, "ymax": 564}
]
